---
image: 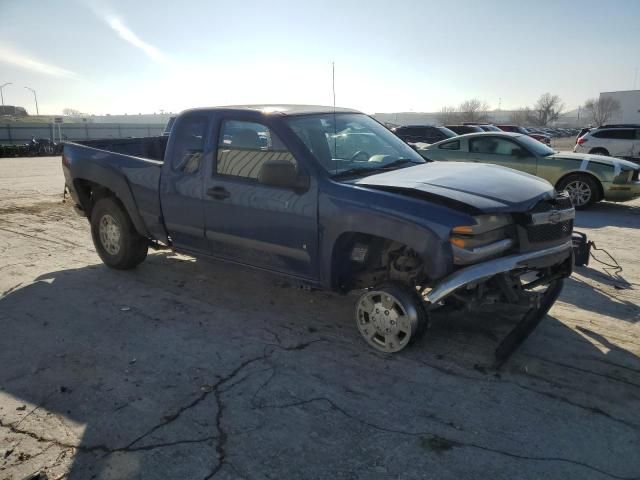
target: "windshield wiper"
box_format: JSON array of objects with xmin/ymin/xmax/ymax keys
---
[
  {"xmin": 370, "ymin": 159, "xmax": 420, "ymax": 170},
  {"xmin": 331, "ymin": 167, "xmax": 378, "ymax": 179},
  {"xmin": 331, "ymin": 159, "xmax": 421, "ymax": 179}
]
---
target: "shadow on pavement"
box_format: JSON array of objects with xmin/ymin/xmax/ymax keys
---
[
  {"xmin": 574, "ymin": 201, "xmax": 640, "ymax": 229},
  {"xmin": 2, "ymin": 254, "xmax": 640, "ymax": 479}
]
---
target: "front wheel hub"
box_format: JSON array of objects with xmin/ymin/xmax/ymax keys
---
[{"xmin": 355, "ymin": 291, "xmax": 417, "ymax": 353}]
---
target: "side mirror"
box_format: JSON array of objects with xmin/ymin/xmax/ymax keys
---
[{"xmin": 258, "ymin": 160, "xmax": 309, "ymax": 191}]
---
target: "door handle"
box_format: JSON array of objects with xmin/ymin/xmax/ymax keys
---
[{"xmin": 207, "ymin": 186, "xmax": 231, "ymax": 200}]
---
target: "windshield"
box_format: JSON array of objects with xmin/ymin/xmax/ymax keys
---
[
  {"xmin": 285, "ymin": 113, "xmax": 425, "ymax": 176},
  {"xmin": 517, "ymin": 134, "xmax": 556, "ymax": 156},
  {"xmin": 437, "ymin": 126, "xmax": 457, "ymax": 138}
]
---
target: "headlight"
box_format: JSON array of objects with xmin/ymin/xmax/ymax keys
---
[{"xmin": 450, "ymin": 214, "xmax": 514, "ymax": 264}]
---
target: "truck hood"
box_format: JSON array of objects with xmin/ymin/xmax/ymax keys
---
[
  {"xmin": 552, "ymin": 151, "xmax": 639, "ymax": 170},
  {"xmin": 355, "ymin": 162, "xmax": 555, "ymax": 213}
]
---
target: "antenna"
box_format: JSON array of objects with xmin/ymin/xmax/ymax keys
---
[
  {"xmin": 331, "ymin": 61, "xmax": 338, "ymax": 174},
  {"xmin": 332, "ymin": 61, "xmax": 336, "ymax": 108}
]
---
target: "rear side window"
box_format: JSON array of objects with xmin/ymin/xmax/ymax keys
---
[
  {"xmin": 171, "ymin": 115, "xmax": 208, "ymax": 173},
  {"xmin": 439, "ymin": 140, "xmax": 460, "ymax": 150},
  {"xmin": 217, "ymin": 120, "xmax": 296, "ymax": 180},
  {"xmin": 593, "ymin": 129, "xmax": 635, "ymax": 140},
  {"xmin": 470, "ymin": 137, "xmax": 521, "ymax": 156}
]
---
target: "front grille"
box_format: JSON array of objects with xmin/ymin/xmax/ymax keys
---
[{"xmin": 526, "ymin": 220, "xmax": 573, "ymax": 243}]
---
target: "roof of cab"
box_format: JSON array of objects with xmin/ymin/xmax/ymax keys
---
[{"xmin": 182, "ymin": 104, "xmax": 361, "ymax": 116}]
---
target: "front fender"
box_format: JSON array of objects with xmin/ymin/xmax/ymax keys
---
[{"xmin": 318, "ymin": 184, "xmax": 475, "ymax": 289}]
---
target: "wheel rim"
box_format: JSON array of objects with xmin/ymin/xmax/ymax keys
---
[
  {"xmin": 99, "ymin": 214, "xmax": 121, "ymax": 255},
  {"xmin": 564, "ymin": 180, "xmax": 592, "ymax": 207},
  {"xmin": 355, "ymin": 291, "xmax": 417, "ymax": 353}
]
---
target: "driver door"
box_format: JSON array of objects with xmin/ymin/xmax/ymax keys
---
[
  {"xmin": 203, "ymin": 117, "xmax": 319, "ymax": 280},
  {"xmin": 468, "ymin": 136, "xmax": 537, "ymax": 175}
]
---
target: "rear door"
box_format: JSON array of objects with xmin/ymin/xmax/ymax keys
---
[
  {"xmin": 160, "ymin": 113, "xmax": 209, "ymax": 253},
  {"xmin": 468, "ymin": 136, "xmax": 537, "ymax": 174},
  {"xmin": 202, "ymin": 116, "xmax": 318, "ymax": 279}
]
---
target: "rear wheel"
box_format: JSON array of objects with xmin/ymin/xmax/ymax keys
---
[
  {"xmin": 589, "ymin": 148, "xmax": 609, "ymax": 156},
  {"xmin": 90, "ymin": 197, "xmax": 148, "ymax": 269},
  {"xmin": 557, "ymin": 174, "xmax": 599, "ymax": 210},
  {"xmin": 355, "ymin": 282, "xmax": 428, "ymax": 353}
]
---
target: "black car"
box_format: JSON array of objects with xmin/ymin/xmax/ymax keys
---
[
  {"xmin": 445, "ymin": 125, "xmax": 484, "ymax": 135},
  {"xmin": 391, "ymin": 125, "xmax": 456, "ymax": 144},
  {"xmin": 462, "ymin": 122, "xmax": 502, "ymax": 132}
]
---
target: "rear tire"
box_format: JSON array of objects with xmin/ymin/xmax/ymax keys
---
[
  {"xmin": 556, "ymin": 173, "xmax": 599, "ymax": 210},
  {"xmin": 90, "ymin": 197, "xmax": 148, "ymax": 269},
  {"xmin": 355, "ymin": 282, "xmax": 428, "ymax": 353},
  {"xmin": 589, "ymin": 148, "xmax": 609, "ymax": 156}
]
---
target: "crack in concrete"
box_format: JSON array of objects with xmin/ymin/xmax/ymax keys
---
[
  {"xmin": 413, "ymin": 357, "xmax": 640, "ymax": 432},
  {"xmin": 259, "ymin": 396, "xmax": 640, "ymax": 480},
  {"xmin": 0, "ymin": 417, "xmax": 218, "ymax": 455}
]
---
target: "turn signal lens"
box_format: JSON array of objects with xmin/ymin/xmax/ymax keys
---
[
  {"xmin": 450, "ymin": 237, "xmax": 468, "ymax": 248},
  {"xmin": 452, "ymin": 225, "xmax": 474, "ymax": 235}
]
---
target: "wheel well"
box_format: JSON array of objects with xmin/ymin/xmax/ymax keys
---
[
  {"xmin": 330, "ymin": 233, "xmax": 425, "ymax": 292},
  {"xmin": 73, "ymin": 179, "xmax": 119, "ymax": 218},
  {"xmin": 555, "ymin": 171, "xmax": 604, "ymax": 202},
  {"xmin": 588, "ymin": 147, "xmax": 609, "ymax": 155}
]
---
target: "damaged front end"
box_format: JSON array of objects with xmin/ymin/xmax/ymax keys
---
[{"xmin": 426, "ymin": 192, "xmax": 575, "ymax": 363}]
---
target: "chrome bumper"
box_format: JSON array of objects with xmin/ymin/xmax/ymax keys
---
[{"xmin": 426, "ymin": 240, "xmax": 573, "ymax": 304}]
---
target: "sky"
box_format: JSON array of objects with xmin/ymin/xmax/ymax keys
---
[{"xmin": 0, "ymin": 0, "xmax": 639, "ymax": 115}]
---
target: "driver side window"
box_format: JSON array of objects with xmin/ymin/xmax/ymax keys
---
[{"xmin": 216, "ymin": 120, "xmax": 296, "ymax": 180}]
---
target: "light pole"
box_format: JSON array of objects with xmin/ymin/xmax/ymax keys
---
[
  {"xmin": 24, "ymin": 86, "xmax": 39, "ymax": 115},
  {"xmin": 0, "ymin": 82, "xmax": 12, "ymax": 107}
]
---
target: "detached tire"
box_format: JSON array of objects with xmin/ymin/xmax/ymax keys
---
[
  {"xmin": 355, "ymin": 282, "xmax": 428, "ymax": 353},
  {"xmin": 90, "ymin": 197, "xmax": 148, "ymax": 269},
  {"xmin": 556, "ymin": 173, "xmax": 599, "ymax": 210}
]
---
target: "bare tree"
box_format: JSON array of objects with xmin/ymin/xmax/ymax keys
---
[
  {"xmin": 583, "ymin": 97, "xmax": 621, "ymax": 126},
  {"xmin": 458, "ymin": 98, "xmax": 490, "ymax": 123},
  {"xmin": 529, "ymin": 93, "xmax": 563, "ymax": 126},
  {"xmin": 438, "ymin": 105, "xmax": 459, "ymax": 125}
]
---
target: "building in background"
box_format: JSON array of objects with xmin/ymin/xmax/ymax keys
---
[{"xmin": 599, "ymin": 90, "xmax": 640, "ymax": 124}]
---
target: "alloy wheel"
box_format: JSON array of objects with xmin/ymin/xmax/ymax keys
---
[{"xmin": 99, "ymin": 214, "xmax": 121, "ymax": 255}]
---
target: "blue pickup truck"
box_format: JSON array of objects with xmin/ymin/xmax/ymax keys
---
[{"xmin": 62, "ymin": 105, "xmax": 574, "ymax": 360}]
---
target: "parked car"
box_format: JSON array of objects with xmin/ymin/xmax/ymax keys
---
[
  {"xmin": 463, "ymin": 122, "xmax": 502, "ymax": 132},
  {"xmin": 418, "ymin": 132, "xmax": 640, "ymax": 209},
  {"xmin": 576, "ymin": 127, "xmax": 591, "ymax": 143},
  {"xmin": 62, "ymin": 105, "xmax": 575, "ymax": 359},
  {"xmin": 445, "ymin": 125, "xmax": 484, "ymax": 135},
  {"xmin": 391, "ymin": 125, "xmax": 456, "ymax": 144},
  {"xmin": 496, "ymin": 125, "xmax": 551, "ymax": 145},
  {"xmin": 574, "ymin": 126, "xmax": 640, "ymax": 162}
]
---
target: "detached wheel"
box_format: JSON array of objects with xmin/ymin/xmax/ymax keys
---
[
  {"xmin": 90, "ymin": 197, "xmax": 148, "ymax": 269},
  {"xmin": 355, "ymin": 283, "xmax": 427, "ymax": 353},
  {"xmin": 557, "ymin": 174, "xmax": 599, "ymax": 210}
]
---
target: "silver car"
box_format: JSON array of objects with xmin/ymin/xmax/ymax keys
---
[{"xmin": 574, "ymin": 126, "xmax": 640, "ymax": 162}]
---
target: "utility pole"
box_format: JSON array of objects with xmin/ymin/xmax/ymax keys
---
[
  {"xmin": 0, "ymin": 82, "xmax": 12, "ymax": 107},
  {"xmin": 24, "ymin": 86, "xmax": 39, "ymax": 115}
]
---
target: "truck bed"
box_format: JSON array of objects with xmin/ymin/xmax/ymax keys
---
[
  {"xmin": 77, "ymin": 136, "xmax": 168, "ymax": 162},
  {"xmin": 62, "ymin": 140, "xmax": 167, "ymax": 243}
]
